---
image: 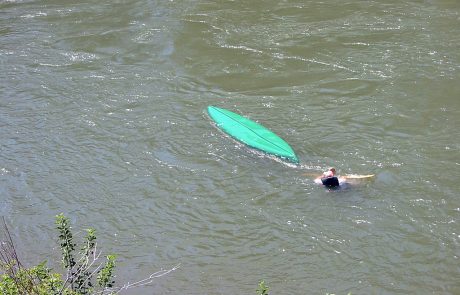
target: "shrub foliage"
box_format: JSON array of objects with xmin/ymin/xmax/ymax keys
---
[{"xmin": 0, "ymin": 214, "xmax": 116, "ymax": 295}]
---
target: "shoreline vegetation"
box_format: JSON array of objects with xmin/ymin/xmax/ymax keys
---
[
  {"xmin": 0, "ymin": 215, "xmax": 178, "ymax": 295},
  {"xmin": 1, "ymin": 215, "xmax": 350, "ymax": 294}
]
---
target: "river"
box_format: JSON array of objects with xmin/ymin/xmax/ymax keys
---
[{"xmin": 1, "ymin": 0, "xmax": 459, "ymax": 294}]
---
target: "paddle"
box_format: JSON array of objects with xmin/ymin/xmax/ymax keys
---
[
  {"xmin": 301, "ymin": 172, "xmax": 321, "ymax": 177},
  {"xmin": 343, "ymin": 174, "xmax": 375, "ymax": 179},
  {"xmin": 302, "ymin": 172, "xmax": 375, "ymax": 179}
]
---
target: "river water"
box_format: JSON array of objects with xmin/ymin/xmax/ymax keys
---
[{"xmin": 1, "ymin": 0, "xmax": 459, "ymax": 294}]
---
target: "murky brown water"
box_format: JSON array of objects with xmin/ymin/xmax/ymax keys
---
[{"xmin": 1, "ymin": 1, "xmax": 459, "ymax": 294}]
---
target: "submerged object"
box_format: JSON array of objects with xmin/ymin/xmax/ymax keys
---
[{"xmin": 207, "ymin": 106, "xmax": 299, "ymax": 163}]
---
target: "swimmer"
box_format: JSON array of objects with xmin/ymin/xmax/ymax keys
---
[{"xmin": 314, "ymin": 167, "xmax": 346, "ymax": 188}]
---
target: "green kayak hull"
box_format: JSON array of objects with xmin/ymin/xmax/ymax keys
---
[{"xmin": 207, "ymin": 106, "xmax": 299, "ymax": 163}]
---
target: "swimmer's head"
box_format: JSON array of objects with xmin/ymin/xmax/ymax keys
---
[{"xmin": 323, "ymin": 167, "xmax": 336, "ymax": 178}]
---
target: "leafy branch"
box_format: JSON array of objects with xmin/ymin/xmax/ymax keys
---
[{"xmin": 0, "ymin": 214, "xmax": 179, "ymax": 295}]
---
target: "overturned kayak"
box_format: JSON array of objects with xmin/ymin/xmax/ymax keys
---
[{"xmin": 207, "ymin": 106, "xmax": 299, "ymax": 164}]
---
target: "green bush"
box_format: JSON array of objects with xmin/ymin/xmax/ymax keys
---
[
  {"xmin": 0, "ymin": 214, "xmax": 116, "ymax": 295},
  {"xmin": 256, "ymin": 280, "xmax": 269, "ymax": 295}
]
